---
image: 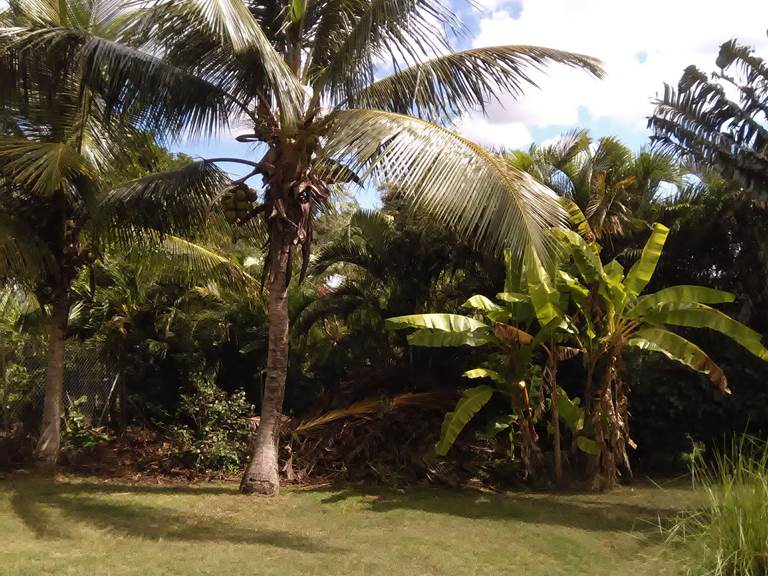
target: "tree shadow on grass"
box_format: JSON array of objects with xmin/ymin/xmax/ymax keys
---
[
  {"xmin": 6, "ymin": 479, "xmax": 336, "ymax": 553},
  {"xmin": 312, "ymin": 486, "xmax": 682, "ymax": 535}
]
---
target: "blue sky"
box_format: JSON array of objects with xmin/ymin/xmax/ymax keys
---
[{"xmin": 174, "ymin": 0, "xmax": 768, "ymax": 207}]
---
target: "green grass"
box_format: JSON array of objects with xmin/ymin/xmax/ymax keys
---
[
  {"xmin": 0, "ymin": 474, "xmax": 696, "ymax": 576},
  {"xmin": 667, "ymin": 435, "xmax": 768, "ymax": 576}
]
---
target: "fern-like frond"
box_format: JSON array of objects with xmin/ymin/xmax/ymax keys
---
[{"xmin": 132, "ymin": 235, "xmax": 258, "ymax": 292}]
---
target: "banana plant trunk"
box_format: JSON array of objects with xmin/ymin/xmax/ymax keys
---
[
  {"xmin": 546, "ymin": 349, "xmax": 563, "ymax": 485},
  {"xmin": 34, "ymin": 286, "xmax": 69, "ymax": 472},
  {"xmin": 592, "ymin": 352, "xmax": 628, "ymax": 490},
  {"xmin": 240, "ymin": 232, "xmax": 291, "ymax": 495}
]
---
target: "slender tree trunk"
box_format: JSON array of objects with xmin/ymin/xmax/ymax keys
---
[
  {"xmin": 584, "ymin": 360, "xmax": 595, "ymax": 417},
  {"xmin": 118, "ymin": 358, "xmax": 128, "ymax": 433},
  {"xmin": 1, "ymin": 345, "xmax": 9, "ymax": 436},
  {"xmin": 547, "ymin": 350, "xmax": 562, "ymax": 486},
  {"xmin": 240, "ymin": 233, "xmax": 291, "ymax": 495},
  {"xmin": 34, "ymin": 287, "xmax": 69, "ymax": 473}
]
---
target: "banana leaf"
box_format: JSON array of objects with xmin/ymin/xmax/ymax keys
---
[
  {"xmin": 646, "ymin": 303, "xmax": 768, "ymax": 361},
  {"xmin": 629, "ymin": 285, "xmax": 735, "ymax": 317},
  {"xmin": 624, "ymin": 222, "xmax": 669, "ymax": 296},
  {"xmin": 628, "ymin": 327, "xmax": 730, "ymax": 393},
  {"xmin": 408, "ymin": 328, "xmax": 493, "ymax": 348},
  {"xmin": 464, "ymin": 367, "xmax": 506, "ymax": 386},
  {"xmin": 436, "ymin": 385, "xmax": 494, "ymax": 456},
  {"xmin": 386, "ymin": 313, "xmax": 488, "ymax": 332}
]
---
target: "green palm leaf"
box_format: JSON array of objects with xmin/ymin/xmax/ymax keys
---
[
  {"xmin": 135, "ymin": 235, "xmax": 258, "ymax": 292},
  {"xmin": 128, "ymin": 0, "xmax": 303, "ymax": 117},
  {"xmin": 322, "ymin": 109, "xmax": 567, "ymax": 260},
  {"xmin": 0, "ymin": 139, "xmax": 92, "ymax": 196},
  {"xmin": 99, "ymin": 160, "xmax": 229, "ymax": 240},
  {"xmin": 312, "ymin": 0, "xmax": 456, "ymax": 104},
  {"xmin": 0, "ymin": 212, "xmax": 52, "ymax": 282},
  {"xmin": 79, "ymin": 35, "xmax": 244, "ymax": 139},
  {"xmin": 348, "ymin": 45, "xmax": 603, "ymax": 121}
]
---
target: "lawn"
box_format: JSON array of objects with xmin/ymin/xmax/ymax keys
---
[{"xmin": 0, "ymin": 475, "xmax": 695, "ymax": 576}]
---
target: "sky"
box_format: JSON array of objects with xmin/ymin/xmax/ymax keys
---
[
  {"xmin": 175, "ymin": 0, "xmax": 768, "ymax": 207},
  {"xmin": 449, "ymin": 0, "xmax": 768, "ymax": 151},
  {"xmin": 0, "ymin": 0, "xmax": 762, "ymax": 205}
]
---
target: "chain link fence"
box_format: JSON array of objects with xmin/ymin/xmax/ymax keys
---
[{"xmin": 2, "ymin": 339, "xmax": 117, "ymax": 431}]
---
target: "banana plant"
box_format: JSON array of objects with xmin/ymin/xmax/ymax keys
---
[
  {"xmin": 386, "ymin": 248, "xmax": 584, "ymax": 481},
  {"xmin": 556, "ymin": 222, "xmax": 768, "ymax": 489}
]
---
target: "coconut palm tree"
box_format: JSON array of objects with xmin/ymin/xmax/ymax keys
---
[
  {"xmin": 0, "ymin": 0, "xmax": 257, "ymax": 468},
  {"xmin": 1, "ymin": 0, "xmax": 604, "ymax": 493},
  {"xmin": 0, "ymin": 1, "xmax": 136, "ymax": 468}
]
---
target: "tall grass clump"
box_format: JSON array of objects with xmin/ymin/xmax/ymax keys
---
[{"xmin": 668, "ymin": 435, "xmax": 768, "ymax": 575}]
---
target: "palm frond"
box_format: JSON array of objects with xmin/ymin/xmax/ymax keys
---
[
  {"xmin": 99, "ymin": 160, "xmax": 229, "ymax": 241},
  {"xmin": 293, "ymin": 284, "xmax": 367, "ymax": 333},
  {"xmin": 132, "ymin": 235, "xmax": 258, "ymax": 292},
  {"xmin": 80, "ymin": 34, "xmax": 243, "ymax": 139},
  {"xmin": 122, "ymin": 0, "xmax": 303, "ymax": 122},
  {"xmin": 0, "ymin": 138, "xmax": 93, "ymax": 196},
  {"xmin": 0, "ymin": 21, "xmax": 241, "ymax": 140},
  {"xmin": 321, "ymin": 109, "xmax": 566, "ymax": 261},
  {"xmin": 0, "ymin": 209, "xmax": 53, "ymax": 283},
  {"xmin": 311, "ymin": 0, "xmax": 458, "ymax": 106},
  {"xmin": 649, "ymin": 41, "xmax": 768, "ymax": 198},
  {"xmin": 347, "ymin": 45, "xmax": 604, "ymax": 122}
]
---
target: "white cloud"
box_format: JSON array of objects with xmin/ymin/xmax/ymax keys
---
[
  {"xmin": 453, "ymin": 115, "xmax": 532, "ymax": 149},
  {"xmin": 472, "ymin": 0, "xmax": 507, "ymax": 12},
  {"xmin": 460, "ymin": 0, "xmax": 768, "ymax": 146}
]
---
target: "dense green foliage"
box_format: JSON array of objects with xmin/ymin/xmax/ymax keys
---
[
  {"xmin": 0, "ymin": 1, "xmax": 765, "ymax": 491},
  {"xmin": 169, "ymin": 373, "xmax": 254, "ymax": 474},
  {"xmin": 388, "ymin": 220, "xmax": 768, "ymax": 488}
]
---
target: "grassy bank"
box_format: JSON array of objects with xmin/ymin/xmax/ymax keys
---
[{"xmin": 0, "ymin": 475, "xmax": 695, "ymax": 576}]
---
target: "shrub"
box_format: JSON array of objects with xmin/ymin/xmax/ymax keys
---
[
  {"xmin": 169, "ymin": 374, "xmax": 254, "ymax": 475},
  {"xmin": 668, "ymin": 435, "xmax": 768, "ymax": 576},
  {"xmin": 61, "ymin": 396, "xmax": 111, "ymax": 451}
]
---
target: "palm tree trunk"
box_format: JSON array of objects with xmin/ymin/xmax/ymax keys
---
[
  {"xmin": 34, "ymin": 287, "xmax": 69, "ymax": 472},
  {"xmin": 240, "ymin": 233, "xmax": 291, "ymax": 495}
]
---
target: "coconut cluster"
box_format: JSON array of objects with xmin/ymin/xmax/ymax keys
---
[{"xmin": 221, "ymin": 183, "xmax": 259, "ymax": 223}]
